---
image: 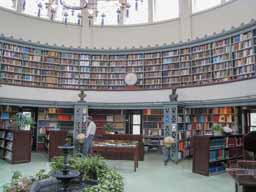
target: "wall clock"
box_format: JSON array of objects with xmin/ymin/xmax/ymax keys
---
[{"xmin": 125, "ymin": 73, "xmax": 137, "ymax": 86}]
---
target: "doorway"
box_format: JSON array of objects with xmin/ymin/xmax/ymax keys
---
[
  {"xmin": 125, "ymin": 110, "xmax": 142, "ymax": 135},
  {"xmin": 20, "ymin": 107, "xmax": 38, "ymax": 151},
  {"xmin": 248, "ymin": 111, "xmax": 256, "ymax": 132}
]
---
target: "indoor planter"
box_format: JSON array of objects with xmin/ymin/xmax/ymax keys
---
[
  {"xmin": 14, "ymin": 112, "xmax": 34, "ymax": 130},
  {"xmin": 211, "ymin": 124, "xmax": 223, "ymax": 136},
  {"xmin": 103, "ymin": 123, "xmax": 114, "ymax": 134}
]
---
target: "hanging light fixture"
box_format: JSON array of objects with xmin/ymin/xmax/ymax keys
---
[
  {"xmin": 64, "ymin": 11, "xmax": 69, "ymax": 24},
  {"xmin": 37, "ymin": 2, "xmax": 43, "ymax": 17},
  {"xmin": 116, "ymin": 8, "xmax": 121, "ymax": 24},
  {"xmin": 60, "ymin": 0, "xmax": 88, "ymax": 10},
  {"xmin": 88, "ymin": 9, "xmax": 94, "ymax": 26},
  {"xmin": 101, "ymin": 13, "xmax": 106, "ymax": 26},
  {"xmin": 21, "ymin": 0, "xmax": 26, "ymax": 11},
  {"xmin": 135, "ymin": 0, "xmax": 139, "ymax": 11},
  {"xmin": 12, "ymin": 0, "xmax": 17, "ymax": 9},
  {"xmin": 41, "ymin": 0, "xmax": 144, "ymax": 26},
  {"xmin": 50, "ymin": 6, "xmax": 56, "ymax": 20},
  {"xmin": 126, "ymin": 3, "xmax": 131, "ymax": 17},
  {"xmin": 77, "ymin": 13, "xmax": 82, "ymax": 25}
]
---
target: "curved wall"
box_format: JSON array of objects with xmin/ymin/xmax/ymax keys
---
[
  {"xmin": 0, "ymin": 0, "xmax": 255, "ymax": 49},
  {"xmin": 1, "ymin": 79, "xmax": 256, "ymax": 104}
]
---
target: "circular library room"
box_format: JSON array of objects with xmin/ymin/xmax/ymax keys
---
[{"xmin": 0, "ymin": 0, "xmax": 256, "ymax": 192}]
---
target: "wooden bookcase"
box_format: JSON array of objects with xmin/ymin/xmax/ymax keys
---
[
  {"xmin": 0, "ymin": 128, "xmax": 32, "ymax": 164},
  {"xmin": 37, "ymin": 107, "xmax": 74, "ymax": 144},
  {"xmin": 0, "ymin": 26, "xmax": 255, "ymax": 91},
  {"xmin": 89, "ymin": 109, "xmax": 125, "ymax": 134},
  {"xmin": 192, "ymin": 135, "xmax": 243, "ymax": 176},
  {"xmin": 143, "ymin": 109, "xmax": 164, "ymax": 149},
  {"xmin": 42, "ymin": 130, "xmax": 68, "ymax": 160}
]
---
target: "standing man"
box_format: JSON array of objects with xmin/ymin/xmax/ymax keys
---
[{"xmin": 83, "ymin": 116, "xmax": 97, "ymax": 155}]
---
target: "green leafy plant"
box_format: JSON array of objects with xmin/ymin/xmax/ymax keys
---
[
  {"xmin": 51, "ymin": 154, "xmax": 108, "ymax": 181},
  {"xmin": 14, "ymin": 112, "xmax": 34, "ymax": 130},
  {"xmin": 4, "ymin": 155, "xmax": 124, "ymax": 192},
  {"xmin": 84, "ymin": 169, "xmax": 124, "ymax": 192},
  {"xmin": 103, "ymin": 123, "xmax": 113, "ymax": 133},
  {"xmin": 211, "ymin": 124, "xmax": 223, "ymax": 133},
  {"xmin": 34, "ymin": 169, "xmax": 50, "ymax": 181},
  {"xmin": 3, "ymin": 171, "xmax": 32, "ymax": 192}
]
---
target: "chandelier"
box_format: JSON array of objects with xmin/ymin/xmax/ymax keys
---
[
  {"xmin": 60, "ymin": 0, "xmax": 88, "ymax": 10},
  {"xmin": 34, "ymin": 0, "xmax": 143, "ymax": 26}
]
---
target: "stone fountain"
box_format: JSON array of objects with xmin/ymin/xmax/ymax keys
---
[{"xmin": 52, "ymin": 145, "xmax": 80, "ymax": 192}]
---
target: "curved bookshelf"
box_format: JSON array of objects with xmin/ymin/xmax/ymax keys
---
[{"xmin": 0, "ymin": 24, "xmax": 256, "ymax": 91}]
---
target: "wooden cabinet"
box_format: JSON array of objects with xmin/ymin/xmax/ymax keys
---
[
  {"xmin": 43, "ymin": 130, "xmax": 68, "ymax": 160},
  {"xmin": 0, "ymin": 128, "xmax": 32, "ymax": 164},
  {"xmin": 192, "ymin": 135, "xmax": 243, "ymax": 176}
]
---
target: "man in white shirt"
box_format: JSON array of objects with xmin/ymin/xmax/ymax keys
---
[{"xmin": 83, "ymin": 116, "xmax": 97, "ymax": 155}]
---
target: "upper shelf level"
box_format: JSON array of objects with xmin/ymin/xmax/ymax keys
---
[{"xmin": 0, "ymin": 22, "xmax": 256, "ymax": 91}]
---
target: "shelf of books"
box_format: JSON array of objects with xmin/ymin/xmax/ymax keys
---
[
  {"xmin": 127, "ymin": 53, "xmax": 144, "ymax": 88},
  {"xmin": 144, "ymin": 52, "xmax": 162, "ymax": 89},
  {"xmin": 232, "ymin": 31, "xmax": 255, "ymax": 80},
  {"xmin": 37, "ymin": 107, "xmax": 74, "ymax": 146},
  {"xmin": 176, "ymin": 107, "xmax": 192, "ymax": 160},
  {"xmin": 212, "ymin": 38, "xmax": 233, "ymax": 82},
  {"xmin": 143, "ymin": 109, "xmax": 164, "ymax": 148},
  {"xmin": 0, "ymin": 26, "xmax": 255, "ymax": 90},
  {"xmin": 89, "ymin": 109, "xmax": 125, "ymax": 134},
  {"xmin": 0, "ymin": 106, "xmax": 20, "ymax": 129},
  {"xmin": 191, "ymin": 43, "xmax": 213, "ymax": 85},
  {"xmin": 193, "ymin": 135, "xmax": 243, "ymax": 176},
  {"xmin": 0, "ymin": 128, "xmax": 32, "ymax": 164},
  {"xmin": 108, "ymin": 55, "xmax": 127, "ymax": 90},
  {"xmin": 189, "ymin": 107, "xmax": 236, "ymax": 136}
]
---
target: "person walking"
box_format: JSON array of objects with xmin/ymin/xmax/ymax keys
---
[
  {"xmin": 83, "ymin": 116, "xmax": 97, "ymax": 155},
  {"xmin": 163, "ymin": 136, "xmax": 175, "ymax": 166}
]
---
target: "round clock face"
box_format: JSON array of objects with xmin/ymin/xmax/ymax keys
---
[{"xmin": 125, "ymin": 73, "xmax": 137, "ymax": 86}]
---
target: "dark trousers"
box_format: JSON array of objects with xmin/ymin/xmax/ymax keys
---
[{"xmin": 163, "ymin": 146, "xmax": 171, "ymax": 165}]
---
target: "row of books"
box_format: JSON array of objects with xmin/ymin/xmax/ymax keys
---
[
  {"xmin": 127, "ymin": 60, "xmax": 144, "ymax": 66},
  {"xmin": 192, "ymin": 51, "xmax": 211, "ymax": 60},
  {"xmin": 144, "ymin": 66, "xmax": 161, "ymax": 71},
  {"xmin": 234, "ymin": 65, "xmax": 255, "ymax": 75},
  {"xmin": 213, "ymin": 62, "xmax": 233, "ymax": 70},
  {"xmin": 192, "ymin": 44, "xmax": 211, "ymax": 53},
  {"xmin": 192, "ymin": 58, "xmax": 211, "ymax": 66},
  {"xmin": 213, "ymin": 70, "xmax": 233, "ymax": 79},
  {"xmin": 162, "ymin": 70, "xmax": 190, "ymax": 76},
  {"xmin": 186, "ymin": 107, "xmax": 234, "ymax": 115},
  {"xmin": 209, "ymin": 149, "xmax": 225, "ymax": 162},
  {"xmin": 144, "ymin": 59, "xmax": 162, "ymax": 65},
  {"xmin": 192, "ymin": 66, "xmax": 212, "ymax": 74},
  {"xmin": 191, "ymin": 114, "xmax": 233, "ymax": 123},
  {"xmin": 127, "ymin": 67, "xmax": 144, "ymax": 73},
  {"xmin": 162, "ymin": 76, "xmax": 191, "ymax": 84},
  {"xmin": 233, "ymin": 48, "xmax": 254, "ymax": 58},
  {"xmin": 232, "ymin": 39, "xmax": 252, "ymax": 51},
  {"xmin": 233, "ymin": 32, "xmax": 253, "ymax": 43},
  {"xmin": 212, "ymin": 47, "xmax": 230, "ymax": 55},
  {"xmin": 212, "ymin": 54, "xmax": 230, "ymax": 64}
]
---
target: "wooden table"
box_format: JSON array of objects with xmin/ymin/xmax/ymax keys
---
[
  {"xmin": 227, "ymin": 168, "xmax": 256, "ymax": 192},
  {"xmin": 92, "ymin": 141, "xmax": 139, "ymax": 172}
]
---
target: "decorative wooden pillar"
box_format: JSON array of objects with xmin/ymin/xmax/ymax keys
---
[{"xmin": 73, "ymin": 90, "xmax": 88, "ymax": 148}]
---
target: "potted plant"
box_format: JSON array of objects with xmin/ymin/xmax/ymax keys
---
[
  {"xmin": 14, "ymin": 112, "xmax": 34, "ymax": 130},
  {"xmin": 211, "ymin": 124, "xmax": 223, "ymax": 136},
  {"xmin": 104, "ymin": 123, "xmax": 114, "ymax": 134}
]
